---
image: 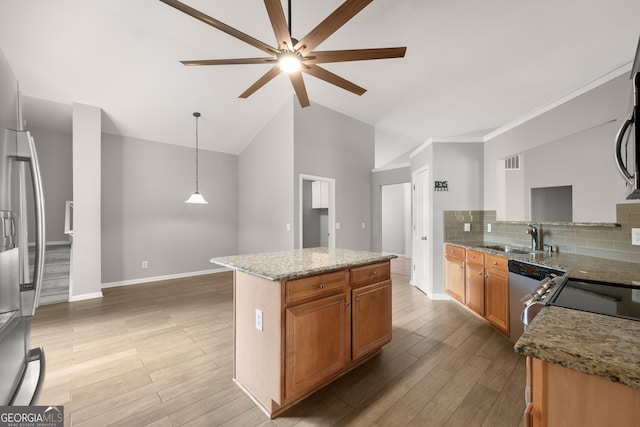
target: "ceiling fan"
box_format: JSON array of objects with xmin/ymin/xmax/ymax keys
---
[{"xmin": 159, "ymin": 0, "xmax": 407, "ymax": 107}]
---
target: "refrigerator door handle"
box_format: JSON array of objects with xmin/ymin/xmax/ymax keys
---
[
  {"xmin": 615, "ymin": 112, "xmax": 635, "ymax": 185},
  {"xmin": 16, "ymin": 131, "xmax": 45, "ymax": 316},
  {"xmin": 26, "ymin": 132, "xmax": 45, "ymax": 316}
]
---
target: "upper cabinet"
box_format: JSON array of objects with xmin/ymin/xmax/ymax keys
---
[{"xmin": 312, "ymin": 181, "xmax": 329, "ymax": 209}]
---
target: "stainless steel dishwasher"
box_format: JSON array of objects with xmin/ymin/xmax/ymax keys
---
[{"xmin": 508, "ymin": 260, "xmax": 564, "ymax": 342}]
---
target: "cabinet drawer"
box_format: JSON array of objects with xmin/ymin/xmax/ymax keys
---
[
  {"xmin": 485, "ymin": 254, "xmax": 508, "ymax": 271},
  {"xmin": 350, "ymin": 261, "xmax": 390, "ymax": 287},
  {"xmin": 285, "ymin": 270, "xmax": 347, "ymax": 305},
  {"xmin": 466, "ymin": 249, "xmax": 484, "ymax": 265},
  {"xmin": 444, "ymin": 244, "xmax": 465, "ymax": 260}
]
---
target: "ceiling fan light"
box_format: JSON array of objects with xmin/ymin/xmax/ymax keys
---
[{"xmin": 279, "ymin": 52, "xmax": 301, "ymax": 73}]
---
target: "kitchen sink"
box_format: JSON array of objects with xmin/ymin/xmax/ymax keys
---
[{"xmin": 479, "ymin": 244, "xmax": 533, "ymax": 255}]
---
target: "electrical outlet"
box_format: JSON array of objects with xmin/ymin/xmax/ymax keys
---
[
  {"xmin": 142, "ymin": 261, "xmax": 148, "ymax": 268},
  {"xmin": 286, "ymin": 223, "xmax": 291, "ymax": 231},
  {"xmin": 361, "ymin": 222, "xmax": 366, "ymax": 229},
  {"xmin": 632, "ymin": 228, "xmax": 640, "ymax": 246},
  {"xmin": 336, "ymin": 222, "xmax": 341, "ymax": 230},
  {"xmin": 464, "ymin": 223, "xmax": 471, "ymax": 232},
  {"xmin": 487, "ymin": 223, "xmax": 492, "ymax": 233},
  {"xmin": 256, "ymin": 309, "xmax": 263, "ymax": 331}
]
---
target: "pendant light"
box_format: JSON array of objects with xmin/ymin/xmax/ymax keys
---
[{"xmin": 185, "ymin": 112, "xmax": 208, "ymax": 204}]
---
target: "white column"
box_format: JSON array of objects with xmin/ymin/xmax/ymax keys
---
[{"xmin": 70, "ymin": 102, "xmax": 102, "ymax": 301}]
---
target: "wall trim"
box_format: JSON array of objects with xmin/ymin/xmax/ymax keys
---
[
  {"xmin": 69, "ymin": 291, "xmax": 103, "ymax": 302},
  {"xmin": 372, "ymin": 162, "xmax": 411, "ymax": 173},
  {"xmin": 409, "ymin": 137, "xmax": 483, "ymax": 159},
  {"xmin": 484, "ymin": 61, "xmax": 632, "ymax": 141},
  {"xmin": 101, "ymin": 268, "xmax": 231, "ymax": 289}
]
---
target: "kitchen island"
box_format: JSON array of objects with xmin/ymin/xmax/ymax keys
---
[{"xmin": 211, "ymin": 247, "xmax": 395, "ymax": 418}]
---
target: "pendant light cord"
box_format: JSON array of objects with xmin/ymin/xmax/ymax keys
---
[{"xmin": 194, "ymin": 112, "xmax": 201, "ymax": 192}]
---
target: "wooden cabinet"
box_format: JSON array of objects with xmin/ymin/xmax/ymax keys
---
[
  {"xmin": 525, "ymin": 356, "xmax": 640, "ymax": 427},
  {"xmin": 285, "ymin": 292, "xmax": 350, "ymax": 399},
  {"xmin": 444, "ymin": 244, "xmax": 465, "ymax": 303},
  {"xmin": 484, "ymin": 254, "xmax": 509, "ymax": 335},
  {"xmin": 352, "ymin": 279, "xmax": 392, "ymax": 360},
  {"xmin": 443, "ymin": 244, "xmax": 510, "ymax": 337},
  {"xmin": 233, "ymin": 261, "xmax": 392, "ymax": 418},
  {"xmin": 465, "ymin": 250, "xmax": 485, "ymax": 316}
]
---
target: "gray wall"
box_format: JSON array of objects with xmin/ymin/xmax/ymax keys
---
[
  {"xmin": 30, "ymin": 126, "xmax": 72, "ymax": 242},
  {"xmin": 302, "ymin": 179, "xmax": 327, "ymax": 248},
  {"xmin": 293, "ymin": 102, "xmax": 375, "ymax": 251},
  {"xmin": 102, "ymin": 133, "xmax": 238, "ymax": 283},
  {"xmin": 381, "ymin": 182, "xmax": 410, "ymax": 255},
  {"xmin": 371, "ymin": 166, "xmax": 412, "ymax": 252},
  {"xmin": 411, "ymin": 141, "xmax": 484, "ymax": 296},
  {"xmin": 238, "ymin": 98, "xmax": 295, "ymax": 254},
  {"xmin": 484, "ymin": 73, "xmax": 633, "ymax": 222}
]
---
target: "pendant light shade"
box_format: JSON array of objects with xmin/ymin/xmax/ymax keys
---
[{"xmin": 185, "ymin": 112, "xmax": 208, "ymax": 204}]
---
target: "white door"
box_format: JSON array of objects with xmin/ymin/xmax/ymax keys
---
[{"xmin": 412, "ymin": 167, "xmax": 431, "ymax": 295}]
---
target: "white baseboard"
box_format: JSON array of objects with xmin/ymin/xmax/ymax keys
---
[
  {"xmin": 427, "ymin": 292, "xmax": 451, "ymax": 301},
  {"xmin": 69, "ymin": 291, "xmax": 103, "ymax": 302},
  {"xmin": 101, "ymin": 268, "xmax": 232, "ymax": 289}
]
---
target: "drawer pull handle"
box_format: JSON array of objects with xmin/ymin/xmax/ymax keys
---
[
  {"xmin": 371, "ymin": 271, "xmax": 377, "ymax": 276},
  {"xmin": 493, "ymin": 262, "xmax": 498, "ymax": 265},
  {"xmin": 319, "ymin": 283, "xmax": 325, "ymax": 289}
]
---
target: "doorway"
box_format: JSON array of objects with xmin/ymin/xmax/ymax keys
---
[
  {"xmin": 381, "ymin": 182, "xmax": 411, "ymax": 275},
  {"xmin": 412, "ymin": 167, "xmax": 431, "ymax": 295},
  {"xmin": 299, "ymin": 174, "xmax": 335, "ymax": 249}
]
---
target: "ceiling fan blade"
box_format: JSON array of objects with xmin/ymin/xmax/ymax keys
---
[
  {"xmin": 302, "ymin": 64, "xmax": 366, "ymax": 96},
  {"xmin": 289, "ymin": 72, "xmax": 310, "ymax": 107},
  {"xmin": 181, "ymin": 57, "xmax": 278, "ymax": 66},
  {"xmin": 296, "ymin": 0, "xmax": 373, "ymax": 56},
  {"xmin": 159, "ymin": 0, "xmax": 278, "ymax": 55},
  {"xmin": 239, "ymin": 65, "xmax": 282, "ymax": 99},
  {"xmin": 304, "ymin": 47, "xmax": 406, "ymax": 64},
  {"xmin": 264, "ymin": 0, "xmax": 293, "ymax": 50}
]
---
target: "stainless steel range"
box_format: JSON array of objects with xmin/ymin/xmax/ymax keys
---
[{"xmin": 523, "ymin": 276, "xmax": 640, "ymax": 327}]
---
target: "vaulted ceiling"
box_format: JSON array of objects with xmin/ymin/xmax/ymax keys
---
[{"xmin": 0, "ymin": 0, "xmax": 638, "ymax": 159}]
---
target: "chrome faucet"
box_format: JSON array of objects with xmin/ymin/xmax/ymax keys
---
[{"xmin": 526, "ymin": 224, "xmax": 540, "ymax": 251}]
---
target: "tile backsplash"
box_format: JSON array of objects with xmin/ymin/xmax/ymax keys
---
[{"xmin": 443, "ymin": 204, "xmax": 640, "ymax": 264}]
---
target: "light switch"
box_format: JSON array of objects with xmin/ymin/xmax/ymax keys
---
[
  {"xmin": 286, "ymin": 223, "xmax": 291, "ymax": 231},
  {"xmin": 336, "ymin": 222, "xmax": 341, "ymax": 230},
  {"xmin": 361, "ymin": 222, "xmax": 366, "ymax": 229},
  {"xmin": 632, "ymin": 228, "xmax": 640, "ymax": 246}
]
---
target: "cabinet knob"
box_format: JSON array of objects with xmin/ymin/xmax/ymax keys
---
[
  {"xmin": 344, "ymin": 301, "xmax": 350, "ymax": 307},
  {"xmin": 370, "ymin": 271, "xmax": 377, "ymax": 276},
  {"xmin": 460, "ymin": 265, "xmax": 464, "ymax": 269},
  {"xmin": 492, "ymin": 262, "xmax": 498, "ymax": 266},
  {"xmin": 478, "ymin": 272, "xmax": 483, "ymax": 276},
  {"xmin": 319, "ymin": 283, "xmax": 325, "ymax": 289},
  {"xmin": 355, "ymin": 297, "xmax": 360, "ymax": 302}
]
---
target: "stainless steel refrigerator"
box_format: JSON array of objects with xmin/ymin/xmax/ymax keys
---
[{"xmin": 0, "ymin": 49, "xmax": 46, "ymax": 406}]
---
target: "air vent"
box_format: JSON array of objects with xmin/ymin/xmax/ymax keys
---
[{"xmin": 505, "ymin": 155, "xmax": 520, "ymax": 170}]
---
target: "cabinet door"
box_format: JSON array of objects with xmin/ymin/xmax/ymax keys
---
[
  {"xmin": 465, "ymin": 262, "xmax": 485, "ymax": 316},
  {"xmin": 285, "ymin": 292, "xmax": 350, "ymax": 400},
  {"xmin": 352, "ymin": 280, "xmax": 392, "ymax": 360},
  {"xmin": 444, "ymin": 255, "xmax": 465, "ymax": 304},
  {"xmin": 485, "ymin": 268, "xmax": 509, "ymax": 335}
]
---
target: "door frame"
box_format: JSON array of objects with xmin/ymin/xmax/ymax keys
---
[
  {"xmin": 299, "ymin": 174, "xmax": 336, "ymax": 249},
  {"xmin": 411, "ymin": 165, "xmax": 432, "ymax": 295}
]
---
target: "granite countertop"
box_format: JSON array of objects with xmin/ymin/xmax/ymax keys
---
[
  {"xmin": 445, "ymin": 240, "xmax": 640, "ymax": 388},
  {"xmin": 514, "ymin": 306, "xmax": 640, "ymax": 389},
  {"xmin": 211, "ymin": 247, "xmax": 396, "ymax": 281}
]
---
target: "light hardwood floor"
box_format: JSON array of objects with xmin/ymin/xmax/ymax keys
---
[{"xmin": 31, "ymin": 271, "xmax": 526, "ymax": 426}]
